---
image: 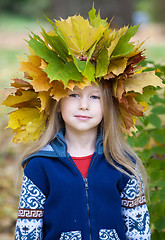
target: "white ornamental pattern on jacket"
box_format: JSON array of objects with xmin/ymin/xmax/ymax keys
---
[
  {"xmin": 121, "ymin": 170, "xmax": 151, "ymax": 239},
  {"xmin": 99, "ymin": 229, "xmax": 120, "ymax": 240},
  {"xmin": 15, "ymin": 174, "xmax": 46, "ymax": 240}
]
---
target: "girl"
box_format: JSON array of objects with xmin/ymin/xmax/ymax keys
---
[
  {"xmin": 15, "ymin": 82, "xmax": 151, "ymax": 240},
  {"xmin": 3, "ymin": 6, "xmax": 164, "ymax": 240}
]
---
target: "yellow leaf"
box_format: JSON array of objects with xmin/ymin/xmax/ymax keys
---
[
  {"xmin": 56, "ymin": 15, "xmax": 104, "ymax": 55},
  {"xmin": 31, "ymin": 75, "xmax": 51, "ymax": 92},
  {"xmin": 66, "ymin": 77, "xmax": 91, "ymax": 90},
  {"xmin": 140, "ymin": 101, "xmax": 149, "ymax": 112},
  {"xmin": 22, "ymin": 111, "xmax": 47, "ymax": 143},
  {"xmin": 38, "ymin": 91, "xmax": 52, "ymax": 113},
  {"xmin": 7, "ymin": 108, "xmax": 40, "ymax": 129},
  {"xmin": 108, "ymin": 58, "xmax": 127, "ymax": 76},
  {"xmin": 7, "ymin": 108, "xmax": 47, "ymax": 143},
  {"xmin": 124, "ymin": 71, "xmax": 165, "ymax": 94},
  {"xmin": 19, "ymin": 54, "xmax": 51, "ymax": 92},
  {"xmin": 19, "ymin": 60, "xmax": 41, "ymax": 78},
  {"xmin": 2, "ymin": 90, "xmax": 39, "ymax": 108},
  {"xmin": 50, "ymin": 80, "xmax": 68, "ymax": 101}
]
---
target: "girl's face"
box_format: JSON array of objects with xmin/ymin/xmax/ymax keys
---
[{"xmin": 60, "ymin": 83, "xmax": 103, "ymax": 135}]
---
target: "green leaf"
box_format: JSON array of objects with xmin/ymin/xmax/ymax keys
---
[
  {"xmin": 140, "ymin": 148, "xmax": 153, "ymax": 161},
  {"xmin": 41, "ymin": 26, "xmax": 69, "ymax": 61},
  {"xmin": 155, "ymin": 216, "xmax": 165, "ymax": 232},
  {"xmin": 46, "ymin": 60, "xmax": 83, "ymax": 85},
  {"xmin": 152, "ymin": 146, "xmax": 165, "ymax": 155},
  {"xmin": 28, "ymin": 36, "xmax": 82, "ymax": 85},
  {"xmin": 83, "ymin": 61, "xmax": 95, "ymax": 82},
  {"xmin": 135, "ymin": 86, "xmax": 156, "ymax": 102},
  {"xmin": 148, "ymin": 114, "xmax": 161, "ymax": 128},
  {"xmin": 150, "ymin": 128, "xmax": 165, "ymax": 144},
  {"xmin": 151, "ymin": 105, "xmax": 165, "ymax": 114},
  {"xmin": 88, "ymin": 4, "xmax": 108, "ymax": 28},
  {"xmin": 127, "ymin": 136, "xmax": 136, "ymax": 147},
  {"xmin": 160, "ymin": 187, "xmax": 165, "ymax": 200},
  {"xmin": 139, "ymin": 116, "xmax": 150, "ymax": 126},
  {"xmin": 150, "ymin": 94, "xmax": 165, "ymax": 105},
  {"xmin": 96, "ymin": 48, "xmax": 109, "ymax": 77},
  {"xmin": 135, "ymin": 125, "xmax": 143, "ymax": 131},
  {"xmin": 28, "ymin": 36, "xmax": 61, "ymax": 64},
  {"xmin": 135, "ymin": 131, "xmax": 149, "ymax": 147},
  {"xmin": 112, "ymin": 24, "xmax": 139, "ymax": 57},
  {"xmin": 75, "ymin": 58, "xmax": 86, "ymax": 73},
  {"xmin": 151, "ymin": 231, "xmax": 165, "ymax": 240}
]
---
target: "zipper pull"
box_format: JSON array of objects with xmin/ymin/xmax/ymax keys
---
[{"xmin": 84, "ymin": 178, "xmax": 89, "ymax": 190}]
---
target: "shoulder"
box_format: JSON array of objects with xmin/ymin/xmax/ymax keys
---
[{"xmin": 24, "ymin": 156, "xmax": 51, "ymax": 196}]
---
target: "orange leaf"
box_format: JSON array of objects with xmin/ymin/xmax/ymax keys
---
[
  {"xmin": 31, "ymin": 75, "xmax": 51, "ymax": 92},
  {"xmin": 50, "ymin": 81, "xmax": 68, "ymax": 101},
  {"xmin": 38, "ymin": 91, "xmax": 52, "ymax": 114}
]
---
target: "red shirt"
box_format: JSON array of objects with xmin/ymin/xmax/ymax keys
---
[{"xmin": 72, "ymin": 154, "xmax": 93, "ymax": 178}]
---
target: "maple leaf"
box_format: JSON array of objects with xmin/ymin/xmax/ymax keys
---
[
  {"xmin": 107, "ymin": 26, "xmax": 128, "ymax": 57},
  {"xmin": 2, "ymin": 90, "xmax": 40, "ymax": 109},
  {"xmin": 124, "ymin": 71, "xmax": 165, "ymax": 94},
  {"xmin": 96, "ymin": 48, "xmax": 109, "ymax": 78},
  {"xmin": 41, "ymin": 27, "xmax": 69, "ymax": 61},
  {"xmin": 55, "ymin": 15, "xmax": 105, "ymax": 56},
  {"xmin": 108, "ymin": 58, "xmax": 128, "ymax": 76},
  {"xmin": 38, "ymin": 91, "xmax": 52, "ymax": 114},
  {"xmin": 111, "ymin": 24, "xmax": 139, "ymax": 57},
  {"xmin": 10, "ymin": 78, "xmax": 32, "ymax": 89},
  {"xmin": 19, "ymin": 54, "xmax": 51, "ymax": 92},
  {"xmin": 67, "ymin": 77, "xmax": 91, "ymax": 90},
  {"xmin": 7, "ymin": 108, "xmax": 47, "ymax": 143},
  {"xmin": 28, "ymin": 36, "xmax": 83, "ymax": 85},
  {"xmin": 50, "ymin": 80, "xmax": 68, "ymax": 101},
  {"xmin": 88, "ymin": 3, "xmax": 108, "ymax": 28},
  {"xmin": 116, "ymin": 77, "xmax": 125, "ymax": 101},
  {"xmin": 135, "ymin": 86, "xmax": 156, "ymax": 103},
  {"xmin": 119, "ymin": 93, "xmax": 144, "ymax": 129}
]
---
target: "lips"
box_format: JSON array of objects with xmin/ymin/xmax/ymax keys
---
[{"xmin": 74, "ymin": 115, "xmax": 91, "ymax": 119}]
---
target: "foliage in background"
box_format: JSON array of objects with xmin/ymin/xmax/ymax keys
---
[
  {"xmin": 127, "ymin": 60, "xmax": 165, "ymax": 239},
  {"xmin": 0, "ymin": 0, "xmax": 51, "ymax": 18},
  {"xmin": 135, "ymin": 0, "xmax": 165, "ymax": 23}
]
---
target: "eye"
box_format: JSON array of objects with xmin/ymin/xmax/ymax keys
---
[
  {"xmin": 69, "ymin": 93, "xmax": 79, "ymax": 98},
  {"xmin": 90, "ymin": 95, "xmax": 100, "ymax": 99}
]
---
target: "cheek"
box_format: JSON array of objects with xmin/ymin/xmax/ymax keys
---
[
  {"xmin": 60, "ymin": 98, "xmax": 74, "ymax": 119},
  {"xmin": 93, "ymin": 102, "xmax": 103, "ymax": 120}
]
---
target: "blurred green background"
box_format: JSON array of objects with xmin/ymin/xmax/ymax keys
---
[{"xmin": 0, "ymin": 0, "xmax": 165, "ymax": 239}]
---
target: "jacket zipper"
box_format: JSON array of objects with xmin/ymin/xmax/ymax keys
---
[
  {"xmin": 58, "ymin": 135, "xmax": 102, "ymax": 240},
  {"xmin": 84, "ymin": 177, "xmax": 92, "ymax": 240},
  {"xmin": 84, "ymin": 150, "xmax": 100, "ymax": 240}
]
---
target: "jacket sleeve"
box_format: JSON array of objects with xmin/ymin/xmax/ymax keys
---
[
  {"xmin": 15, "ymin": 173, "xmax": 46, "ymax": 240},
  {"xmin": 121, "ymin": 167, "xmax": 151, "ymax": 240}
]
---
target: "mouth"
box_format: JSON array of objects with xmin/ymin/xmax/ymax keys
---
[{"xmin": 74, "ymin": 115, "xmax": 91, "ymax": 120}]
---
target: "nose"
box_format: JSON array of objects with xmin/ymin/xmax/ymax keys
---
[{"xmin": 78, "ymin": 96, "xmax": 89, "ymax": 110}]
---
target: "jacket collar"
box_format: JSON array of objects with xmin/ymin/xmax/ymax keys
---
[{"xmin": 22, "ymin": 128, "xmax": 103, "ymax": 166}]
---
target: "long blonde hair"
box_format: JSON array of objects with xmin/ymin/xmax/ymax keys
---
[{"xmin": 22, "ymin": 81, "xmax": 148, "ymax": 192}]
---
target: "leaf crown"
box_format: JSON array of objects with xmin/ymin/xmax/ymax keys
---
[{"xmin": 2, "ymin": 5, "xmax": 164, "ymax": 143}]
